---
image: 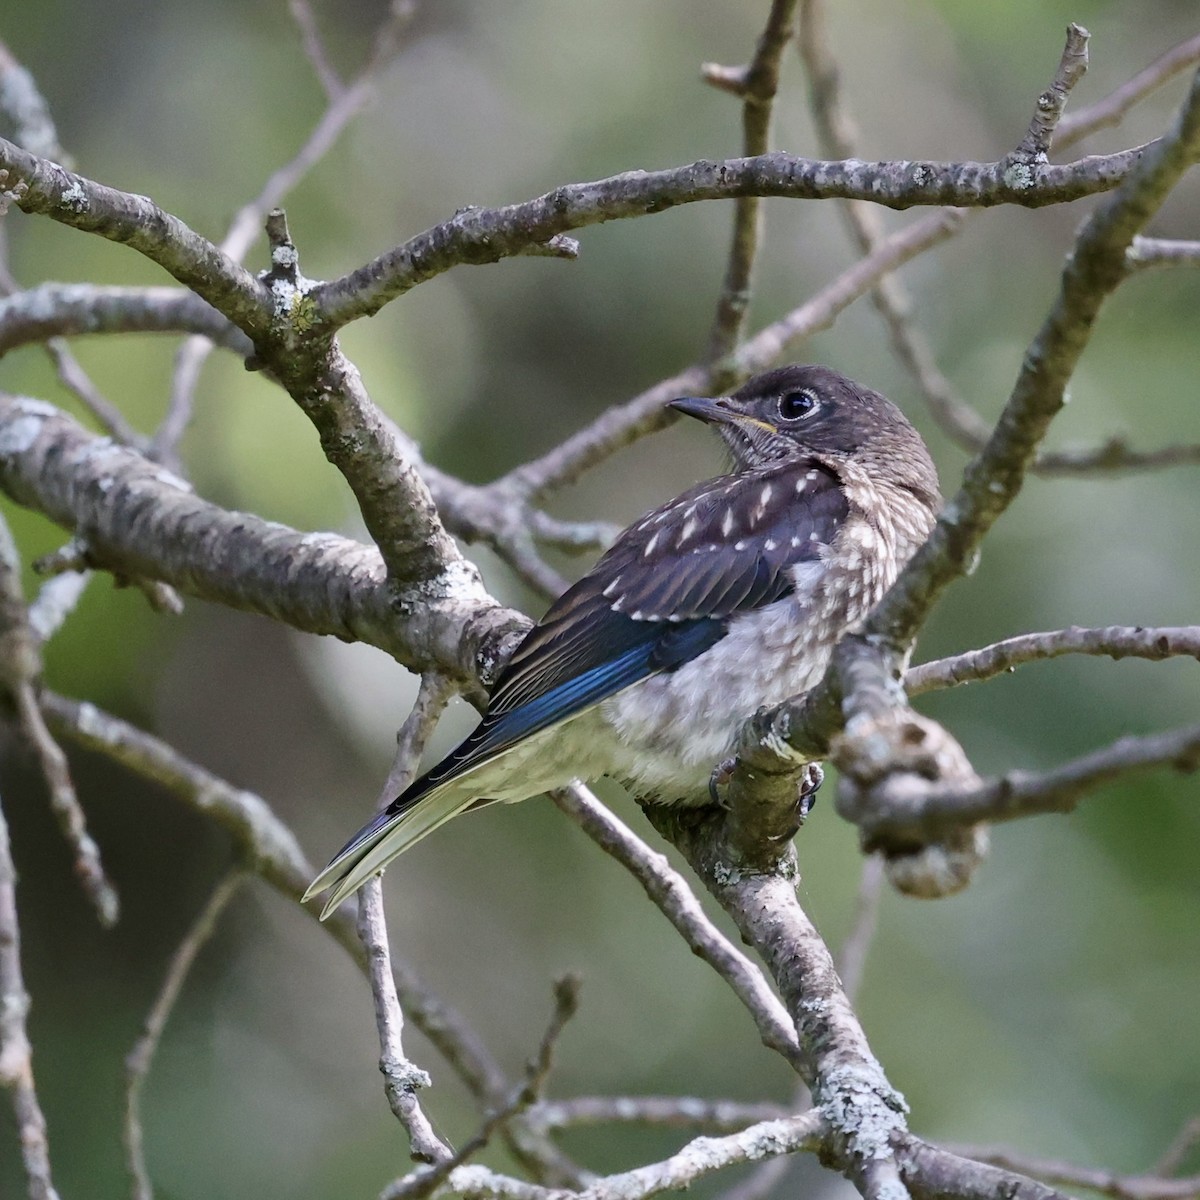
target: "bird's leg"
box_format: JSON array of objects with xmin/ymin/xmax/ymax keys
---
[{"xmin": 709, "ymin": 759, "xmax": 823, "ymax": 818}]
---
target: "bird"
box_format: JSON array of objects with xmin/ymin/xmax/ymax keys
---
[{"xmin": 304, "ymin": 364, "xmax": 941, "ymax": 918}]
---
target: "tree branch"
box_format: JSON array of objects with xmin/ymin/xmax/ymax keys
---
[
  {"xmin": 0, "ymin": 789, "xmax": 60, "ymax": 1200},
  {"xmin": 703, "ymin": 0, "xmax": 799, "ymax": 370},
  {"xmin": 856, "ymin": 722, "xmax": 1200, "ymax": 842},
  {"xmin": 124, "ymin": 870, "xmax": 245, "ymax": 1200},
  {"xmin": 0, "ymin": 283, "xmax": 249, "ymax": 357},
  {"xmin": 311, "ymin": 144, "xmax": 1149, "ymax": 327},
  {"xmin": 0, "ymin": 393, "xmax": 529, "ymax": 685},
  {"xmin": 550, "ymin": 784, "xmax": 804, "ymax": 1073},
  {"xmin": 906, "ymin": 625, "xmax": 1200, "ymax": 695},
  {"xmin": 0, "ymin": 136, "xmax": 271, "ymax": 337},
  {"xmin": 0, "ymin": 511, "xmax": 117, "ymax": 924}
]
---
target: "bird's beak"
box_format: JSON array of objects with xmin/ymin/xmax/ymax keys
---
[
  {"xmin": 669, "ymin": 396, "xmax": 777, "ymax": 434},
  {"xmin": 669, "ymin": 396, "xmax": 734, "ymax": 425}
]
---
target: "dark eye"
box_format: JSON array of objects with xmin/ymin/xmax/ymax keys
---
[{"xmin": 778, "ymin": 389, "xmax": 819, "ymax": 421}]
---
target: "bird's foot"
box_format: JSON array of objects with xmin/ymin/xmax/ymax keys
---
[
  {"xmin": 707, "ymin": 756, "xmax": 738, "ymax": 807},
  {"xmin": 796, "ymin": 762, "xmax": 824, "ymax": 822}
]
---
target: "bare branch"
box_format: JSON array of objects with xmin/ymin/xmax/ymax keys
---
[
  {"xmin": 311, "ymin": 144, "xmax": 1150, "ymax": 328},
  {"xmin": 0, "ymin": 283, "xmax": 248, "ymax": 357},
  {"xmin": 0, "ymin": 790, "xmax": 60, "ymax": 1200},
  {"xmin": 875, "ymin": 67, "xmax": 1200, "ymax": 654},
  {"xmin": 835, "ymin": 853, "xmax": 885, "ymax": 1004},
  {"xmin": 858, "ymin": 722, "xmax": 1200, "ymax": 841},
  {"xmin": 528, "ymin": 1095, "xmax": 789, "ymax": 1134},
  {"xmin": 896, "ymin": 1138, "xmax": 1074, "ymax": 1200},
  {"xmin": 1127, "ymin": 236, "xmax": 1200, "ymax": 271},
  {"xmin": 1057, "ymin": 33, "xmax": 1200, "ymax": 145},
  {"xmin": 0, "ymin": 511, "xmax": 117, "ymax": 924},
  {"xmin": 450, "ymin": 1111, "xmax": 826, "ymax": 1200},
  {"xmin": 155, "ymin": 0, "xmax": 416, "ymax": 464},
  {"xmin": 948, "ymin": 1142, "xmax": 1200, "ymax": 1200},
  {"xmin": 1011, "ymin": 25, "xmax": 1091, "ymax": 162},
  {"xmin": 357, "ymin": 879, "xmax": 453, "ymax": 1164},
  {"xmin": 0, "ymin": 393, "xmax": 529, "ymax": 683},
  {"xmin": 640, "ymin": 804, "xmax": 911, "ymax": 1200},
  {"xmin": 705, "ymin": 0, "xmax": 799, "ymax": 369},
  {"xmin": 354, "ymin": 675, "xmax": 454, "ymax": 1163},
  {"xmin": 509, "ymin": 207, "xmax": 963, "ymax": 499},
  {"xmin": 906, "ymin": 625, "xmax": 1200, "ymax": 696},
  {"xmin": 0, "ymin": 41, "xmax": 66, "ymax": 163},
  {"xmin": 124, "ymin": 871, "xmax": 245, "ymax": 1200},
  {"xmin": 381, "ymin": 976, "xmax": 582, "ymax": 1200},
  {"xmin": 798, "ymin": 18, "xmax": 1200, "ymax": 477},
  {"xmin": 550, "ymin": 784, "xmax": 804, "ymax": 1074},
  {"xmin": 0, "ymin": 136, "xmax": 271, "ymax": 337}
]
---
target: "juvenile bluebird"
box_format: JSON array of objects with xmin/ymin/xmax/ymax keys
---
[{"xmin": 305, "ymin": 364, "xmax": 940, "ymax": 917}]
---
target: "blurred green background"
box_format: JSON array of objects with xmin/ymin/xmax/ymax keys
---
[{"xmin": 1, "ymin": 1, "xmax": 1198, "ymax": 1197}]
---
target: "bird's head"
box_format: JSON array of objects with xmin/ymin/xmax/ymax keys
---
[{"xmin": 670, "ymin": 363, "xmax": 940, "ymax": 503}]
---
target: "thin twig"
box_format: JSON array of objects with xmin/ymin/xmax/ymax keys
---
[
  {"xmin": 948, "ymin": 1144, "xmax": 1200, "ymax": 1200},
  {"xmin": 381, "ymin": 976, "xmax": 583, "ymax": 1200},
  {"xmin": 1152, "ymin": 1116, "xmax": 1200, "ymax": 1178},
  {"xmin": 1127, "ymin": 236, "xmax": 1200, "ymax": 271},
  {"xmin": 0, "ymin": 791, "xmax": 60, "ymax": 1200},
  {"xmin": 508, "ymin": 207, "xmax": 963, "ymax": 499},
  {"xmin": 527, "ymin": 1095, "xmax": 788, "ymax": 1134},
  {"xmin": 0, "ymin": 512, "xmax": 118, "ymax": 924},
  {"xmin": 859, "ymin": 722, "xmax": 1200, "ymax": 840},
  {"xmin": 1010, "ymin": 24, "xmax": 1091, "ymax": 162},
  {"xmin": 153, "ymin": 0, "xmax": 416, "ymax": 464},
  {"xmin": 704, "ymin": 0, "xmax": 799, "ymax": 371},
  {"xmin": 356, "ymin": 674, "xmax": 455, "ymax": 1163},
  {"xmin": 124, "ymin": 870, "xmax": 245, "ymax": 1200},
  {"xmin": 906, "ymin": 625, "xmax": 1200, "ymax": 696},
  {"xmin": 550, "ymin": 784, "xmax": 804, "ymax": 1073},
  {"xmin": 0, "ymin": 40, "xmax": 66, "ymax": 162},
  {"xmin": 357, "ymin": 878, "xmax": 452, "ymax": 1164},
  {"xmin": 835, "ymin": 853, "xmax": 885, "ymax": 1004},
  {"xmin": 288, "ymin": 0, "xmax": 344, "ymax": 100}
]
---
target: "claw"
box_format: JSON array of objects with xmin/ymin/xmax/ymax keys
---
[
  {"xmin": 708, "ymin": 756, "xmax": 738, "ymax": 807},
  {"xmin": 797, "ymin": 762, "xmax": 824, "ymax": 822}
]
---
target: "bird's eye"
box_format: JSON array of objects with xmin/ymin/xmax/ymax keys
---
[{"xmin": 778, "ymin": 389, "xmax": 819, "ymax": 421}]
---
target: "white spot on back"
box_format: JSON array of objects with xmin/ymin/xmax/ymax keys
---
[
  {"xmin": 678, "ymin": 517, "xmax": 699, "ymax": 544},
  {"xmin": 643, "ymin": 531, "xmax": 660, "ymax": 557},
  {"xmin": 720, "ymin": 509, "xmax": 734, "ymax": 537}
]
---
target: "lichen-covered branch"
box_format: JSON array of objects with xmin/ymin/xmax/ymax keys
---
[
  {"xmin": 641, "ymin": 804, "xmax": 911, "ymax": 1200},
  {"xmin": 0, "ymin": 393, "xmax": 528, "ymax": 684}
]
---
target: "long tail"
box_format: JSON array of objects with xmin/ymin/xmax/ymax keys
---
[{"xmin": 302, "ymin": 781, "xmax": 475, "ymax": 920}]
